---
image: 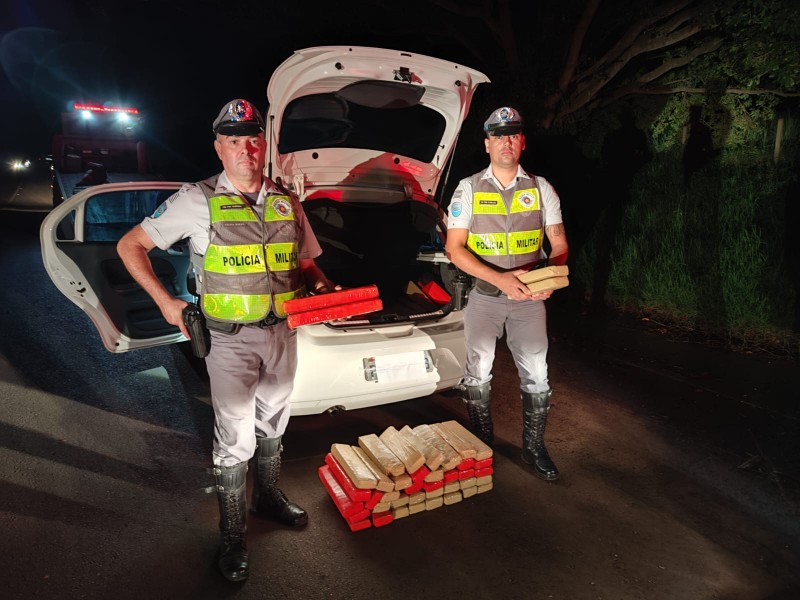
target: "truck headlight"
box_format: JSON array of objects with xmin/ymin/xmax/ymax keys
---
[{"xmin": 10, "ymin": 159, "xmax": 30, "ymax": 171}]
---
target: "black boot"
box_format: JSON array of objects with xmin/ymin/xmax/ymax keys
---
[
  {"xmin": 251, "ymin": 436, "xmax": 308, "ymax": 527},
  {"xmin": 213, "ymin": 462, "xmax": 249, "ymax": 582},
  {"xmin": 521, "ymin": 390, "xmax": 560, "ymax": 481},
  {"xmin": 462, "ymin": 382, "xmax": 493, "ymax": 445}
]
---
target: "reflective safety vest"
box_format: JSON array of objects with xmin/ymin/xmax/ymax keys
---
[
  {"xmin": 466, "ymin": 171, "xmax": 545, "ymax": 271},
  {"xmin": 200, "ymin": 181, "xmax": 305, "ymax": 323}
]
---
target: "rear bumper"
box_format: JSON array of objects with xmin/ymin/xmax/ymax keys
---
[{"xmin": 288, "ymin": 313, "xmax": 465, "ymax": 415}]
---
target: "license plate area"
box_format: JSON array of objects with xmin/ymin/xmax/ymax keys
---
[{"xmin": 363, "ymin": 350, "xmax": 434, "ymax": 383}]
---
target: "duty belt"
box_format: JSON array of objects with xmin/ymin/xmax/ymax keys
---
[
  {"xmin": 245, "ymin": 312, "xmax": 284, "ymax": 328},
  {"xmin": 475, "ymin": 279, "xmax": 503, "ymax": 297}
]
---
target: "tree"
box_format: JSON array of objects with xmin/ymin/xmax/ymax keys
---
[{"xmin": 424, "ymin": 0, "xmax": 800, "ymax": 130}]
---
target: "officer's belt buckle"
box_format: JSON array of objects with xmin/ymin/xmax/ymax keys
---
[{"xmin": 251, "ymin": 313, "xmax": 282, "ymax": 328}]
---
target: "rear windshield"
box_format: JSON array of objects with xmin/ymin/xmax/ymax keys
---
[{"xmin": 278, "ymin": 83, "xmax": 446, "ymax": 162}]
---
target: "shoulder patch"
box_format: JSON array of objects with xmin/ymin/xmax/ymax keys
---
[
  {"xmin": 152, "ymin": 202, "xmax": 168, "ymax": 218},
  {"xmin": 450, "ymin": 201, "xmax": 462, "ymax": 218}
]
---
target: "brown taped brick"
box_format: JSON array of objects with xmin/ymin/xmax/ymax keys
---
[
  {"xmin": 330, "ymin": 443, "xmax": 377, "ymax": 489},
  {"xmin": 443, "ymin": 491, "xmax": 463, "ymax": 505},
  {"xmin": 392, "ymin": 505, "xmax": 410, "ymax": 519},
  {"xmin": 352, "ymin": 446, "xmax": 395, "ymax": 492},
  {"xmin": 413, "ymin": 424, "xmax": 462, "ymax": 470},
  {"xmin": 379, "ymin": 426, "xmax": 426, "ymax": 473},
  {"xmin": 409, "ymin": 502, "xmax": 426, "ymax": 515},
  {"xmin": 477, "ymin": 482, "xmax": 494, "ymax": 494},
  {"xmin": 525, "ymin": 276, "xmax": 569, "ymax": 294},
  {"xmin": 462, "ymin": 486, "xmax": 478, "ymax": 499},
  {"xmin": 425, "ymin": 486, "xmax": 444, "ymax": 499},
  {"xmin": 357, "ymin": 433, "xmax": 405, "ymax": 477},
  {"xmin": 441, "ymin": 420, "xmax": 493, "ymax": 461},
  {"xmin": 460, "ymin": 476, "xmax": 477, "ymax": 489},
  {"xmin": 516, "ymin": 265, "xmax": 569, "ymax": 284},
  {"xmin": 400, "ymin": 425, "xmax": 444, "ymax": 470},
  {"xmin": 430, "ymin": 422, "xmax": 476, "ymax": 460},
  {"xmin": 424, "ymin": 468, "xmax": 444, "ymax": 483},
  {"xmin": 425, "ymin": 496, "xmax": 444, "ymax": 510},
  {"xmin": 391, "ymin": 472, "xmax": 412, "ymax": 491}
]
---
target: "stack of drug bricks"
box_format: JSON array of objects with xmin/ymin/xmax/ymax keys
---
[
  {"xmin": 318, "ymin": 420, "xmax": 494, "ymax": 532},
  {"xmin": 517, "ymin": 265, "xmax": 570, "ymax": 293}
]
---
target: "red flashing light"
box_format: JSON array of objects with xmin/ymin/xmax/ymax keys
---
[{"xmin": 72, "ymin": 103, "xmax": 140, "ymax": 115}]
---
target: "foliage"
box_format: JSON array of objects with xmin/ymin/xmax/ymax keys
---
[
  {"xmin": 572, "ymin": 152, "xmax": 799, "ymax": 354},
  {"xmin": 647, "ymin": 92, "xmax": 782, "ymax": 154}
]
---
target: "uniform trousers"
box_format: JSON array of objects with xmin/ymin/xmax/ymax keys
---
[
  {"xmin": 205, "ymin": 323, "xmax": 297, "ymax": 467},
  {"xmin": 462, "ymin": 289, "xmax": 550, "ymax": 394}
]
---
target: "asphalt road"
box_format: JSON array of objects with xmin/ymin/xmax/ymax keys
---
[
  {"xmin": 0, "ymin": 156, "xmax": 54, "ymax": 212},
  {"xmin": 1, "ymin": 209, "xmax": 799, "ymax": 600}
]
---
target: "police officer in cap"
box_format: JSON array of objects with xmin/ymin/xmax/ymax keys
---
[
  {"xmin": 445, "ymin": 106, "xmax": 569, "ymax": 481},
  {"xmin": 117, "ymin": 99, "xmax": 337, "ymax": 582}
]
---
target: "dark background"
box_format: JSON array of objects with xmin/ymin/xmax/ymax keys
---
[{"xmin": 1, "ymin": 0, "xmax": 504, "ymax": 184}]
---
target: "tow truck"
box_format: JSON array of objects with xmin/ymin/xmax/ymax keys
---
[{"xmin": 51, "ymin": 102, "xmax": 158, "ymax": 205}]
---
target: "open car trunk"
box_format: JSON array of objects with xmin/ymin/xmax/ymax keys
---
[{"xmin": 302, "ymin": 196, "xmax": 459, "ymax": 326}]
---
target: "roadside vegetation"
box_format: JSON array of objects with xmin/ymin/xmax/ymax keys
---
[{"xmin": 571, "ymin": 98, "xmax": 799, "ymax": 357}]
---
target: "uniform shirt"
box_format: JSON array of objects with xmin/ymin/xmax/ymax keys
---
[
  {"xmin": 446, "ymin": 165, "xmax": 563, "ymax": 231},
  {"xmin": 141, "ymin": 170, "xmax": 322, "ymax": 260}
]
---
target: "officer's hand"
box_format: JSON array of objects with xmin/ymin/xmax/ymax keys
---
[
  {"xmin": 161, "ymin": 297, "xmax": 191, "ymax": 338},
  {"xmin": 497, "ymin": 270, "xmax": 534, "ymax": 301},
  {"xmin": 501, "ymin": 270, "xmax": 555, "ymax": 302},
  {"xmin": 529, "ymin": 290, "xmax": 554, "ymax": 302},
  {"xmin": 314, "ymin": 281, "xmax": 342, "ymax": 294}
]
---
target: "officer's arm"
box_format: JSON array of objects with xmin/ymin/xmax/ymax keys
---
[
  {"xmin": 545, "ymin": 223, "xmax": 569, "ymax": 266},
  {"xmin": 300, "ymin": 258, "xmax": 339, "ymax": 294},
  {"xmin": 445, "ymin": 228, "xmax": 532, "ymax": 300},
  {"xmin": 117, "ymin": 225, "xmax": 190, "ymax": 336}
]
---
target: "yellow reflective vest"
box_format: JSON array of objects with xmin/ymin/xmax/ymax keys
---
[
  {"xmin": 199, "ymin": 179, "xmax": 305, "ymax": 323},
  {"xmin": 466, "ymin": 171, "xmax": 545, "ymax": 271}
]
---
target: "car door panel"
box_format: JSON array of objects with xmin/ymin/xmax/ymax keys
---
[{"xmin": 41, "ymin": 181, "xmax": 190, "ymax": 352}]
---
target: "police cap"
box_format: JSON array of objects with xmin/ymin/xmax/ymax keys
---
[
  {"xmin": 483, "ymin": 106, "xmax": 523, "ymax": 136},
  {"xmin": 212, "ymin": 99, "xmax": 265, "ymax": 136}
]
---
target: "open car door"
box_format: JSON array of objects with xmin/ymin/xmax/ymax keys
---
[{"xmin": 40, "ymin": 181, "xmax": 194, "ymax": 352}]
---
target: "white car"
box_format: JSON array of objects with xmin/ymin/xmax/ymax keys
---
[{"xmin": 40, "ymin": 46, "xmax": 489, "ymax": 415}]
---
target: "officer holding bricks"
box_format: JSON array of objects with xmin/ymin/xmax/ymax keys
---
[
  {"xmin": 445, "ymin": 106, "xmax": 569, "ymax": 481},
  {"xmin": 117, "ymin": 99, "xmax": 337, "ymax": 581}
]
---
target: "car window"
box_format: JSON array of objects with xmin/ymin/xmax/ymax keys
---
[
  {"xmin": 55, "ymin": 189, "xmax": 174, "ymax": 242},
  {"xmin": 279, "ymin": 88, "xmax": 445, "ymax": 162}
]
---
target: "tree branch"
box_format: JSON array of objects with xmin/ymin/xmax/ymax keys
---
[
  {"xmin": 551, "ymin": 34, "xmax": 725, "ymax": 124},
  {"xmin": 638, "ymin": 37, "xmax": 723, "ymax": 84},
  {"xmin": 578, "ymin": 0, "xmax": 695, "ymax": 82},
  {"xmin": 546, "ymin": 0, "xmax": 601, "ymax": 112}
]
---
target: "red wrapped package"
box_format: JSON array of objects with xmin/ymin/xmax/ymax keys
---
[
  {"xmin": 284, "ymin": 285, "xmax": 379, "ymax": 315},
  {"xmin": 287, "ymin": 298, "xmax": 383, "ymax": 329}
]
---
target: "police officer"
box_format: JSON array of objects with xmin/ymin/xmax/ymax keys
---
[
  {"xmin": 117, "ymin": 99, "xmax": 336, "ymax": 582},
  {"xmin": 445, "ymin": 106, "xmax": 569, "ymax": 481}
]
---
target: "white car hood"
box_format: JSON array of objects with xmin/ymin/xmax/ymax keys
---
[{"xmin": 266, "ymin": 46, "xmax": 489, "ymax": 204}]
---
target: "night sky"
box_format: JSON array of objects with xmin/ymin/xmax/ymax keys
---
[{"xmin": 1, "ymin": 0, "xmax": 492, "ymax": 182}]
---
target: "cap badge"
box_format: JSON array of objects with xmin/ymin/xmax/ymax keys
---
[
  {"xmin": 229, "ymin": 100, "xmax": 254, "ymax": 123},
  {"xmin": 498, "ymin": 107, "xmax": 515, "ymax": 123}
]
